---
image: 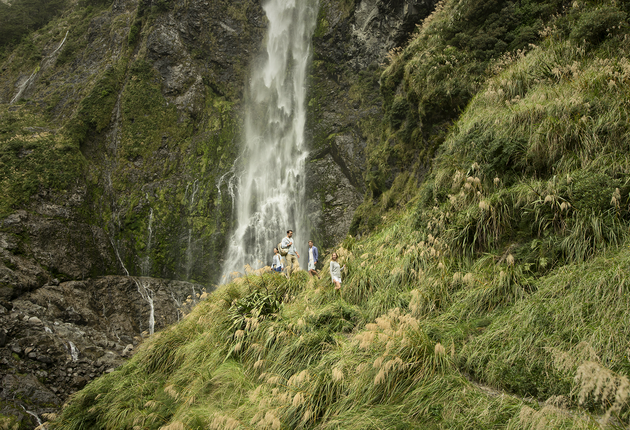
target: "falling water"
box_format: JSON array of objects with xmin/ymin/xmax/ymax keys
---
[
  {"xmin": 140, "ymin": 207, "xmax": 154, "ymax": 277},
  {"xmin": 20, "ymin": 405, "xmax": 43, "ymax": 427},
  {"xmin": 67, "ymin": 340, "xmax": 79, "ymax": 362},
  {"xmin": 135, "ymin": 279, "xmax": 155, "ymax": 335},
  {"xmin": 222, "ymin": 0, "xmax": 319, "ymax": 279},
  {"xmin": 134, "ymin": 206, "xmax": 156, "ymax": 335}
]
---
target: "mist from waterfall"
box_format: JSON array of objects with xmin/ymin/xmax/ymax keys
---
[{"xmin": 222, "ymin": 0, "xmax": 319, "ymax": 280}]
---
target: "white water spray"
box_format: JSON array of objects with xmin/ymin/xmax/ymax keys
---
[
  {"xmin": 222, "ymin": 0, "xmax": 319, "ymax": 280},
  {"xmin": 134, "ymin": 207, "xmax": 156, "ymax": 335},
  {"xmin": 20, "ymin": 405, "xmax": 43, "ymax": 427},
  {"xmin": 135, "ymin": 279, "xmax": 155, "ymax": 335},
  {"xmin": 10, "ymin": 30, "xmax": 68, "ymax": 105},
  {"xmin": 140, "ymin": 207, "xmax": 154, "ymax": 277},
  {"xmin": 67, "ymin": 340, "xmax": 79, "ymax": 362}
]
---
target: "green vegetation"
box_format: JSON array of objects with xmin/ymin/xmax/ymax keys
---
[
  {"xmin": 0, "ymin": 106, "xmax": 85, "ymax": 216},
  {"xmin": 51, "ymin": 214, "xmax": 628, "ymax": 428},
  {"xmin": 50, "ymin": 0, "xmax": 630, "ymax": 427},
  {"xmin": 0, "ymin": 0, "xmax": 69, "ymax": 50}
]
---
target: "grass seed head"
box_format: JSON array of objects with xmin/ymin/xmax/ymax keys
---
[
  {"xmin": 463, "ymin": 273, "xmax": 474, "ymax": 285},
  {"xmin": 332, "ymin": 367, "xmax": 344, "ymax": 382},
  {"xmin": 163, "ymin": 385, "xmax": 179, "ymax": 400},
  {"xmin": 302, "ymin": 409, "xmax": 313, "ymax": 423},
  {"xmin": 159, "ymin": 421, "xmax": 185, "ymax": 430},
  {"xmin": 292, "ymin": 392, "xmax": 305, "ymax": 407},
  {"xmin": 506, "ymin": 254, "xmax": 515, "ymax": 265},
  {"xmin": 356, "ymin": 362, "xmax": 368, "ymax": 373},
  {"xmin": 267, "ymin": 375, "xmax": 282, "ymax": 385},
  {"xmin": 373, "ymin": 356, "xmax": 385, "ymax": 369},
  {"xmin": 435, "ymin": 343, "xmax": 446, "ymax": 355},
  {"xmin": 374, "ymin": 368, "xmax": 387, "ymax": 385}
]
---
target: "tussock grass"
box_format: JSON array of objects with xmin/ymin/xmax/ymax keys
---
[{"xmin": 53, "ymin": 204, "xmax": 628, "ymax": 429}]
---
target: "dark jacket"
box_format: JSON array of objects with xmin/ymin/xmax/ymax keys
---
[{"xmin": 309, "ymin": 245, "xmax": 318, "ymax": 263}]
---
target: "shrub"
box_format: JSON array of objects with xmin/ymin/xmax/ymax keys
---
[{"xmin": 569, "ymin": 5, "xmax": 628, "ymax": 47}]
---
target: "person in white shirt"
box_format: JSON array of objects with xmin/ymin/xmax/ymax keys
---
[
  {"xmin": 330, "ymin": 252, "xmax": 345, "ymax": 290},
  {"xmin": 280, "ymin": 230, "xmax": 300, "ymax": 277},
  {"xmin": 272, "ymin": 247, "xmax": 283, "ymax": 273}
]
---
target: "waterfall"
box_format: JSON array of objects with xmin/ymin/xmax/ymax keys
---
[
  {"xmin": 140, "ymin": 207, "xmax": 154, "ymax": 277},
  {"xmin": 135, "ymin": 279, "xmax": 155, "ymax": 335},
  {"xmin": 222, "ymin": 0, "xmax": 319, "ymax": 280},
  {"xmin": 20, "ymin": 405, "xmax": 43, "ymax": 427},
  {"xmin": 66, "ymin": 340, "xmax": 79, "ymax": 362}
]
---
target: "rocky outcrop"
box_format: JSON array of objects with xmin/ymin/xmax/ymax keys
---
[
  {"xmin": 0, "ymin": 199, "xmax": 115, "ymax": 302},
  {"xmin": 0, "ymin": 275, "xmax": 206, "ymax": 429},
  {"xmin": 0, "ymin": 0, "xmax": 436, "ymax": 285},
  {"xmin": 349, "ymin": 0, "xmax": 437, "ymax": 69}
]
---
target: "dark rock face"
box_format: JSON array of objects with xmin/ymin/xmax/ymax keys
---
[
  {"xmin": 349, "ymin": 0, "xmax": 437, "ymax": 68},
  {"xmin": 0, "ymin": 200, "xmax": 115, "ymax": 302},
  {"xmin": 0, "ymin": 0, "xmax": 267, "ymax": 288},
  {"xmin": 0, "ymin": 275, "xmax": 206, "ymax": 429},
  {"xmin": 305, "ymin": 0, "xmax": 437, "ymax": 248}
]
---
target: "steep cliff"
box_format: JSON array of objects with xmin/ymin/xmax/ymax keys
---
[
  {"xmin": 0, "ymin": 0, "xmax": 431, "ymax": 295},
  {"xmin": 306, "ymin": 0, "xmax": 436, "ymax": 247}
]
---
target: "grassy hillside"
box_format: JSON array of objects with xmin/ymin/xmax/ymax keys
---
[{"xmin": 51, "ymin": 0, "xmax": 630, "ymax": 428}]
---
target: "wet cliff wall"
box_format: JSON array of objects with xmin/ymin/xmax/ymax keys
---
[
  {"xmin": 0, "ymin": 0, "xmax": 266, "ymax": 294},
  {"xmin": 305, "ymin": 0, "xmax": 436, "ymax": 248}
]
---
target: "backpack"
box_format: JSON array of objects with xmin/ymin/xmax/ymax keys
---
[{"xmin": 277, "ymin": 242, "xmax": 289, "ymax": 257}]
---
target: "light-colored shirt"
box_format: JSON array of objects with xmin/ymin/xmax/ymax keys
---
[
  {"xmin": 330, "ymin": 261, "xmax": 342, "ymax": 279},
  {"xmin": 281, "ymin": 237, "xmax": 297, "ymax": 256},
  {"xmin": 273, "ymin": 254, "xmax": 282, "ymax": 268},
  {"xmin": 309, "ymin": 247, "xmax": 314, "ymax": 264}
]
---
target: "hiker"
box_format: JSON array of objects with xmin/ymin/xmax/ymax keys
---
[
  {"xmin": 330, "ymin": 252, "xmax": 345, "ymax": 290},
  {"xmin": 307, "ymin": 240, "xmax": 319, "ymax": 277},
  {"xmin": 281, "ymin": 230, "xmax": 300, "ymax": 277},
  {"xmin": 272, "ymin": 247, "xmax": 283, "ymax": 273}
]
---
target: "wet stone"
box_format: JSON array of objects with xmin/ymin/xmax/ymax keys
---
[{"xmin": 28, "ymin": 316, "xmax": 43, "ymax": 325}]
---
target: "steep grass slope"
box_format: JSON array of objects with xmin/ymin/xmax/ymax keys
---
[{"xmin": 52, "ymin": 0, "xmax": 630, "ymax": 428}]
